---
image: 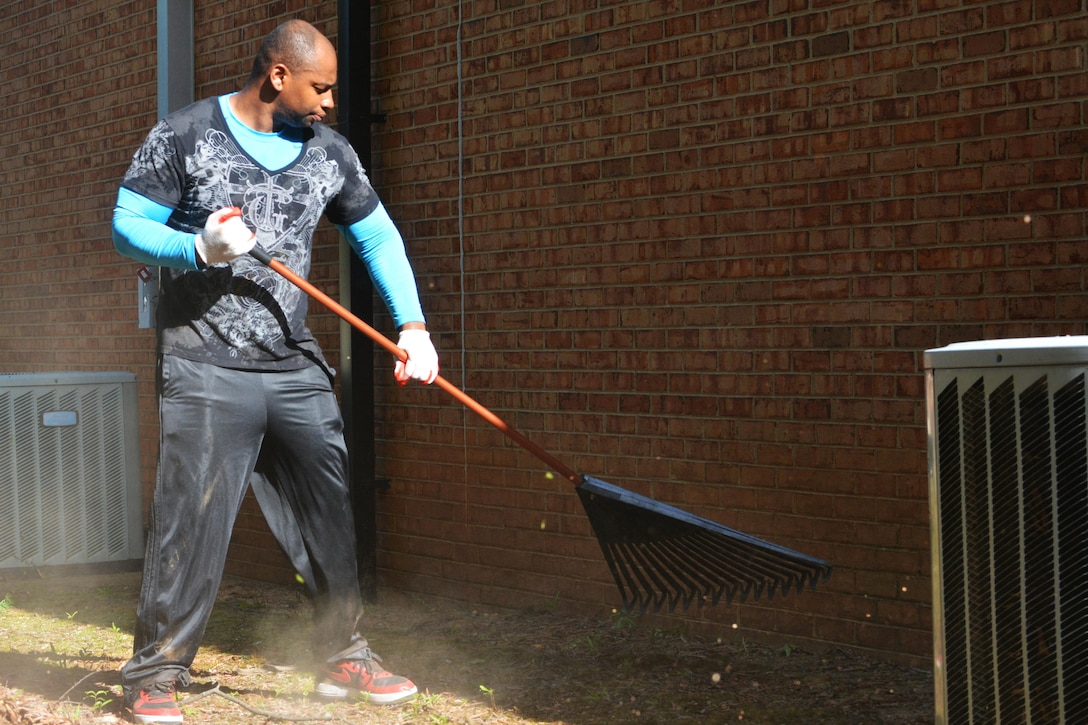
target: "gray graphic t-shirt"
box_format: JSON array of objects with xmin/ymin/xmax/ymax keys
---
[{"xmin": 122, "ymin": 97, "xmax": 379, "ymax": 372}]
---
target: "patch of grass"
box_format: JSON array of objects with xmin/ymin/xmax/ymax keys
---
[{"xmin": 0, "ymin": 572, "xmax": 934, "ymax": 724}]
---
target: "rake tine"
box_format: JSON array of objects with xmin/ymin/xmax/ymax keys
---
[
  {"xmin": 659, "ymin": 531, "xmax": 746, "ymax": 606},
  {"xmin": 627, "ymin": 540, "xmax": 701, "ymax": 612},
  {"xmin": 635, "ymin": 529, "xmax": 778, "ymax": 610},
  {"xmin": 599, "ymin": 540, "xmax": 647, "ymax": 611},
  {"xmin": 621, "ymin": 541, "xmax": 682, "ymax": 612},
  {"xmin": 684, "ymin": 525, "xmax": 820, "ymax": 605},
  {"xmin": 606, "ymin": 526, "xmax": 707, "ymax": 612},
  {"xmin": 700, "ymin": 539, "xmax": 796, "ymax": 596},
  {"xmin": 626, "ymin": 541, "xmax": 692, "ymax": 612},
  {"xmin": 658, "ymin": 526, "xmax": 776, "ymax": 603},
  {"xmin": 678, "ymin": 515, "xmax": 827, "ymax": 594},
  {"xmin": 650, "ymin": 536, "xmax": 729, "ymax": 609},
  {"xmin": 666, "ymin": 529, "xmax": 758, "ymax": 600},
  {"xmin": 607, "ymin": 540, "xmax": 669, "ymax": 613},
  {"xmin": 753, "ymin": 549, "xmax": 827, "ymax": 593}
]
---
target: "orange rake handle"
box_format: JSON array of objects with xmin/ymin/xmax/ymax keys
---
[{"xmin": 249, "ymin": 247, "xmax": 581, "ymax": 484}]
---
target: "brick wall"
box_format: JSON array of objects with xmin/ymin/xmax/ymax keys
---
[
  {"xmin": 0, "ymin": 0, "xmax": 161, "ymax": 483},
  {"xmin": 369, "ymin": 0, "xmax": 1088, "ymax": 662},
  {"xmin": 3, "ymin": 0, "xmax": 1087, "ymax": 665},
  {"xmin": 0, "ymin": 0, "xmax": 346, "ymax": 585}
]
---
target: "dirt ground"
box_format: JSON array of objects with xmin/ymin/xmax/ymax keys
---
[{"xmin": 0, "ymin": 571, "xmax": 933, "ymax": 724}]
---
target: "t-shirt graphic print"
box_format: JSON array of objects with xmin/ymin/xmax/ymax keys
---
[{"xmin": 122, "ymin": 97, "xmax": 378, "ymax": 372}]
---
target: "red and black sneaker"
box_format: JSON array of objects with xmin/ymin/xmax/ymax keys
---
[
  {"xmin": 316, "ymin": 652, "xmax": 418, "ymax": 704},
  {"xmin": 129, "ymin": 680, "xmax": 183, "ymax": 723}
]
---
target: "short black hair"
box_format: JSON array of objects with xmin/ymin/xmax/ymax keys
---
[{"xmin": 248, "ymin": 20, "xmax": 322, "ymax": 81}]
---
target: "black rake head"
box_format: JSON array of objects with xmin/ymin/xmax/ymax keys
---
[{"xmin": 575, "ymin": 476, "xmax": 832, "ymax": 613}]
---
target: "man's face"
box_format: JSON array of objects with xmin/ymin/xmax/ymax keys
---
[{"xmin": 274, "ymin": 43, "xmax": 337, "ymax": 129}]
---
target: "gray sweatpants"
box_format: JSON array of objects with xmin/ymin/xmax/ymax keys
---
[{"xmin": 121, "ymin": 355, "xmax": 366, "ymax": 696}]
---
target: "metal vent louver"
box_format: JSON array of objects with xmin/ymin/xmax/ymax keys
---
[
  {"xmin": 0, "ymin": 372, "xmax": 142, "ymax": 569},
  {"xmin": 926, "ymin": 338, "xmax": 1088, "ymax": 724}
]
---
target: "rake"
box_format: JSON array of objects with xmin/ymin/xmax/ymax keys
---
[{"xmin": 250, "ymin": 247, "xmax": 832, "ymax": 613}]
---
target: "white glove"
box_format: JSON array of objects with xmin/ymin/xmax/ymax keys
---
[
  {"xmin": 394, "ymin": 329, "xmax": 439, "ymax": 385},
  {"xmin": 196, "ymin": 207, "xmax": 256, "ymax": 265}
]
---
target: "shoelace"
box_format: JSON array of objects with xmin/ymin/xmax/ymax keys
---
[{"xmin": 352, "ymin": 648, "xmax": 384, "ymax": 666}]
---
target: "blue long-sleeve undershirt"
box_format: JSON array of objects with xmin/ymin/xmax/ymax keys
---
[
  {"xmin": 112, "ymin": 189, "xmax": 199, "ymax": 269},
  {"xmin": 112, "ymin": 188, "xmax": 425, "ymax": 328},
  {"xmin": 340, "ymin": 206, "xmax": 426, "ymax": 328}
]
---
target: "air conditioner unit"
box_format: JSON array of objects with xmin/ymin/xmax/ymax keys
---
[
  {"xmin": 0, "ymin": 372, "xmax": 143, "ymax": 570},
  {"xmin": 925, "ymin": 337, "xmax": 1088, "ymax": 724}
]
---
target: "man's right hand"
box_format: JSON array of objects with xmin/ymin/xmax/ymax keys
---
[
  {"xmin": 395, "ymin": 328, "xmax": 440, "ymax": 385},
  {"xmin": 196, "ymin": 207, "xmax": 257, "ymax": 265}
]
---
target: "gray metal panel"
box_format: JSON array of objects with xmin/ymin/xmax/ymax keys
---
[
  {"xmin": 0, "ymin": 373, "xmax": 142, "ymax": 568},
  {"xmin": 0, "ymin": 372, "xmax": 136, "ymax": 387},
  {"xmin": 925, "ymin": 336, "xmax": 1088, "ymax": 371},
  {"xmin": 144, "ymin": 0, "xmax": 194, "ymax": 330},
  {"xmin": 157, "ymin": 0, "xmax": 193, "ymax": 117}
]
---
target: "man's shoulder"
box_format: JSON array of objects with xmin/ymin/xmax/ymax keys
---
[
  {"xmin": 309, "ymin": 120, "xmax": 357, "ymax": 149},
  {"xmin": 308, "ymin": 123, "xmax": 363, "ymax": 168},
  {"xmin": 161, "ymin": 97, "xmax": 221, "ymax": 134}
]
